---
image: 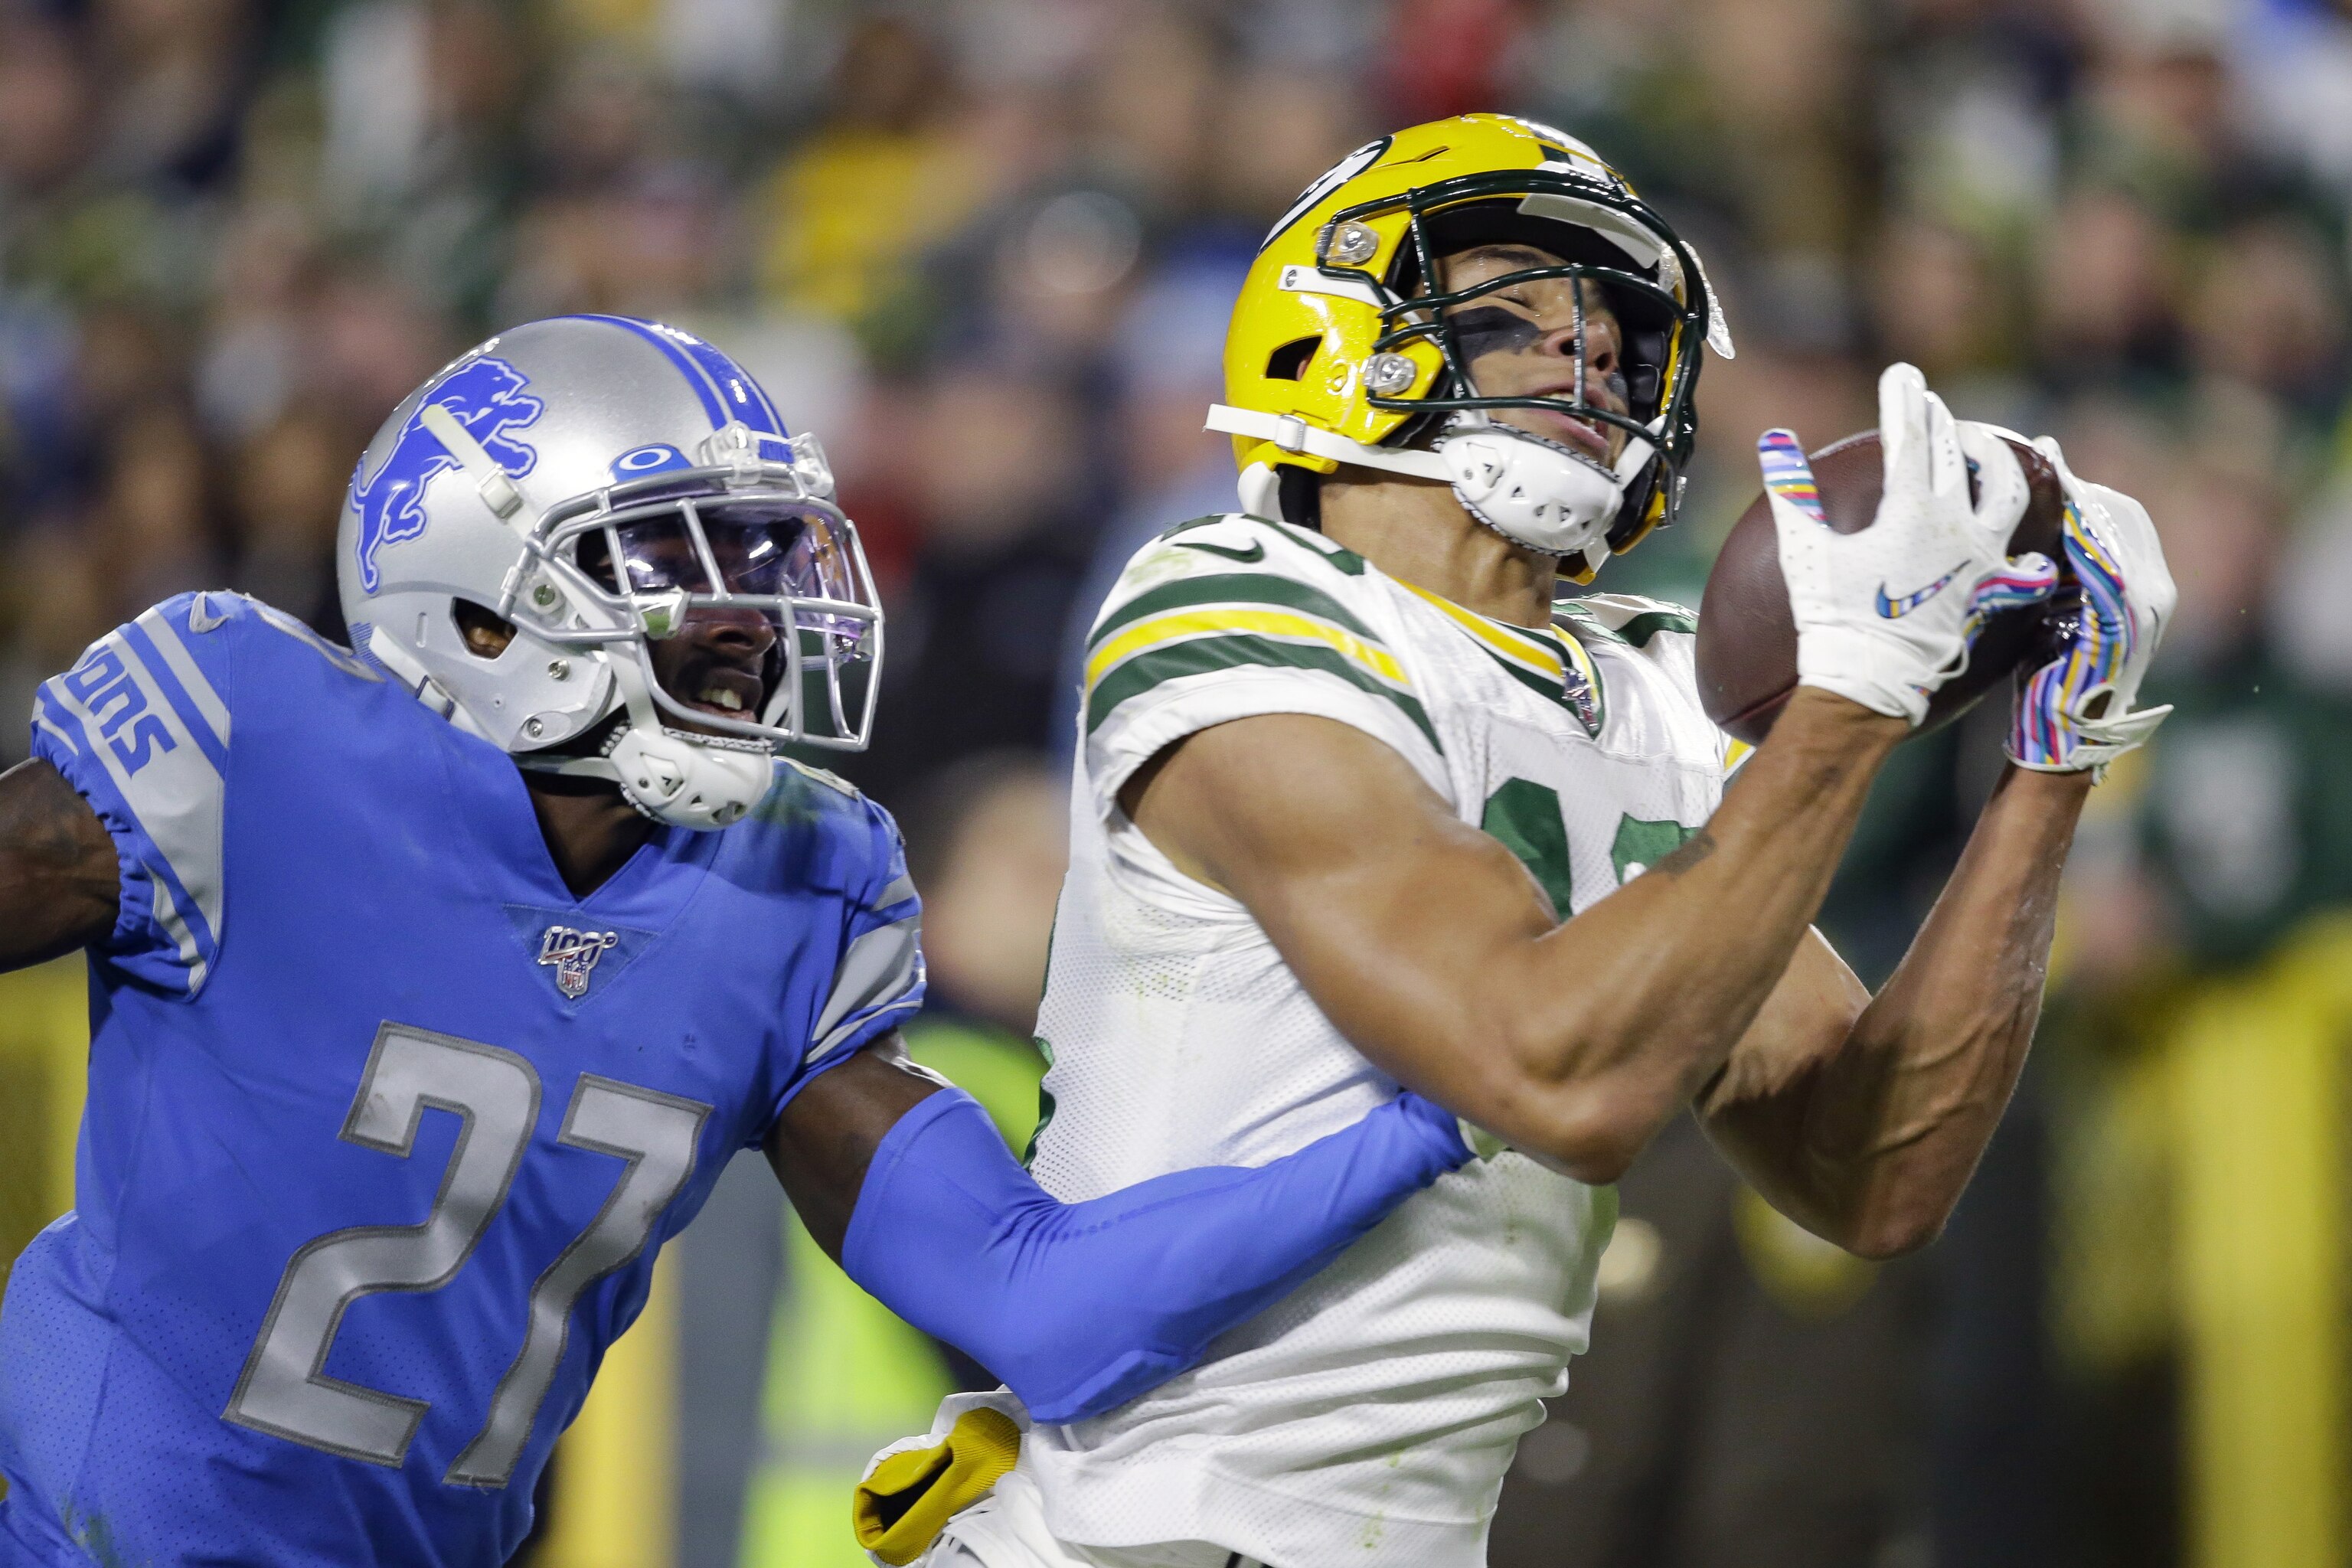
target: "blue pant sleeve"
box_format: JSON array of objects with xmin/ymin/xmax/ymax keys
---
[{"xmin": 838, "ymin": 1089, "xmax": 1473, "ymax": 1424}]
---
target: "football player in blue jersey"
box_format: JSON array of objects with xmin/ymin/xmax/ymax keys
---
[{"xmin": 0, "ymin": 315, "xmax": 1475, "ymax": 1567}]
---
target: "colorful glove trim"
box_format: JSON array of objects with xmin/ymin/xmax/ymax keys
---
[{"xmin": 2006, "ymin": 437, "xmax": 2175, "ymax": 775}]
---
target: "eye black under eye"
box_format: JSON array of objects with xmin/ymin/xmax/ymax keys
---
[{"xmin": 1449, "ymin": 305, "xmax": 1547, "ymax": 362}]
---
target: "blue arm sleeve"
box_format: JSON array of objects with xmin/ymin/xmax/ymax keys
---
[{"xmin": 839, "ymin": 1087, "xmax": 1473, "ymax": 1423}]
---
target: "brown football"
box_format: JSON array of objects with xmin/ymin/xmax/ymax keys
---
[{"xmin": 1694, "ymin": 430, "xmax": 2066, "ymax": 746}]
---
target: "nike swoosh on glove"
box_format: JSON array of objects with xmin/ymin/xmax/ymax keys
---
[
  {"xmin": 1761, "ymin": 362, "xmax": 2059, "ymax": 725},
  {"xmin": 2007, "ymin": 435, "xmax": 2177, "ymax": 775}
]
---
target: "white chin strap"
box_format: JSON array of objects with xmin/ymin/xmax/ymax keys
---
[
  {"xmin": 1207, "ymin": 403, "xmax": 1653, "ymax": 570},
  {"xmin": 523, "ymin": 658, "xmax": 774, "ymax": 831}
]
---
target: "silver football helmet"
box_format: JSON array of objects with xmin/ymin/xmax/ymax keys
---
[{"xmin": 337, "ymin": 315, "xmax": 882, "ymax": 830}]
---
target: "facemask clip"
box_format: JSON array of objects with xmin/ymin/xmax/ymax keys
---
[{"xmin": 634, "ymin": 588, "xmax": 690, "ymax": 639}]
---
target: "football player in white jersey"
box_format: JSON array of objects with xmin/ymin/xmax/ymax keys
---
[{"xmin": 856, "ymin": 115, "xmax": 2175, "ymax": 1568}]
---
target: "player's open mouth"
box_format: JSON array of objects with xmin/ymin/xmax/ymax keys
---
[
  {"xmin": 1510, "ymin": 401, "xmax": 1613, "ymax": 461},
  {"xmin": 678, "ymin": 664, "xmax": 765, "ymax": 721}
]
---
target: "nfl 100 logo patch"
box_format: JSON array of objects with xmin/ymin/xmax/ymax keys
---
[{"xmin": 537, "ymin": 925, "xmax": 620, "ymax": 999}]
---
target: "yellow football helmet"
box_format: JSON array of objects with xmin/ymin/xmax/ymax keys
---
[{"xmin": 1207, "ymin": 113, "xmax": 1733, "ymax": 581}]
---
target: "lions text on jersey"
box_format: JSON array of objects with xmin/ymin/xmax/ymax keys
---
[
  {"xmin": 1011, "ymin": 514, "xmax": 1730, "ymax": 1568},
  {"xmin": 0, "ymin": 592, "xmax": 923, "ymax": 1566}
]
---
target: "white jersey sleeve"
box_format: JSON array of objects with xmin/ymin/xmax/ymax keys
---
[{"xmin": 1079, "ymin": 514, "xmax": 1449, "ymax": 820}]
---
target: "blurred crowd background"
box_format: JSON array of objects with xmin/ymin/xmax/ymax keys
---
[{"xmin": 6, "ymin": 0, "xmax": 2352, "ymax": 1563}]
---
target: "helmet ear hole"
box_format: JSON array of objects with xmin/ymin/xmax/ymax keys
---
[
  {"xmin": 1265, "ymin": 337, "xmax": 1319, "ymax": 381},
  {"xmin": 452, "ymin": 598, "xmax": 518, "ymax": 660}
]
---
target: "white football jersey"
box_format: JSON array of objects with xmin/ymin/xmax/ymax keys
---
[{"xmin": 1018, "ymin": 513, "xmax": 1731, "ymax": 1568}]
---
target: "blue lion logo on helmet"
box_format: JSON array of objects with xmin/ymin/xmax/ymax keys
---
[{"xmin": 351, "ymin": 354, "xmax": 546, "ymax": 593}]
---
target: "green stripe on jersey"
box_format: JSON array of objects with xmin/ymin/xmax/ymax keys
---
[
  {"xmin": 1155, "ymin": 515, "xmax": 1229, "ymax": 539},
  {"xmin": 1557, "ymin": 599, "xmax": 1698, "ymax": 648},
  {"xmin": 1479, "ymin": 646, "xmax": 1576, "ymax": 707},
  {"xmin": 1616, "ymin": 609, "xmax": 1697, "ymax": 647},
  {"xmin": 1085, "ymin": 632, "xmax": 1441, "ymax": 753}
]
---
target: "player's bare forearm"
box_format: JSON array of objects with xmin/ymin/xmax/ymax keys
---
[
  {"xmin": 765, "ymin": 1034, "xmax": 943, "ymax": 1259},
  {"xmin": 1701, "ymin": 765, "xmax": 2090, "ymax": 1257},
  {"xmin": 1125, "ymin": 687, "xmax": 1907, "ymax": 1183},
  {"xmin": 0, "ymin": 758, "xmax": 119, "ymax": 972}
]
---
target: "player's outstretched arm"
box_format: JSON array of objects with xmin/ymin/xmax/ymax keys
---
[
  {"xmin": 766, "ymin": 1036, "xmax": 1472, "ymax": 1423},
  {"xmin": 1122, "ymin": 687, "xmax": 1907, "ymax": 1188},
  {"xmin": 1698, "ymin": 433, "xmax": 2172, "ymax": 1258},
  {"xmin": 0, "ymin": 758, "xmax": 119, "ymax": 972},
  {"xmin": 1697, "ymin": 766, "xmax": 2089, "ymax": 1258}
]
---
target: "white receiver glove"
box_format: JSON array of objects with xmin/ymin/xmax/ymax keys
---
[
  {"xmin": 2007, "ymin": 435, "xmax": 2176, "ymax": 775},
  {"xmin": 1759, "ymin": 363, "xmax": 2059, "ymax": 725}
]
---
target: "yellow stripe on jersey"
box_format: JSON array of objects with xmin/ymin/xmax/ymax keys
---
[
  {"xmin": 1086, "ymin": 606, "xmax": 1410, "ymax": 694},
  {"xmin": 1396, "ymin": 580, "xmax": 1603, "ymax": 726},
  {"xmin": 1396, "ymin": 581, "xmax": 1563, "ymax": 683}
]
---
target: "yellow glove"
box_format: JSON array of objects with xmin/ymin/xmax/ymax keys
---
[{"xmin": 852, "ymin": 1406, "xmax": 1022, "ymax": 1566}]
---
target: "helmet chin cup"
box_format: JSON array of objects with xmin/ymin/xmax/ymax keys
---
[
  {"xmin": 1437, "ymin": 421, "xmax": 1624, "ymax": 557},
  {"xmin": 604, "ymin": 724, "xmax": 773, "ymax": 830}
]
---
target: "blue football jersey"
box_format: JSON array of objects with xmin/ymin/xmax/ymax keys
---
[{"xmin": 0, "ymin": 592, "xmax": 925, "ymax": 1566}]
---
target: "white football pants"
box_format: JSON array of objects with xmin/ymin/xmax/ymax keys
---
[{"xmin": 924, "ymin": 1470, "xmax": 1268, "ymax": 1568}]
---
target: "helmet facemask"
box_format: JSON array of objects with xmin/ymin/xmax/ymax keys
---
[
  {"xmin": 1325, "ymin": 178, "xmax": 1710, "ymax": 577},
  {"xmin": 507, "ymin": 430, "xmax": 884, "ymax": 827},
  {"xmin": 546, "ymin": 485, "xmax": 878, "ymax": 747}
]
